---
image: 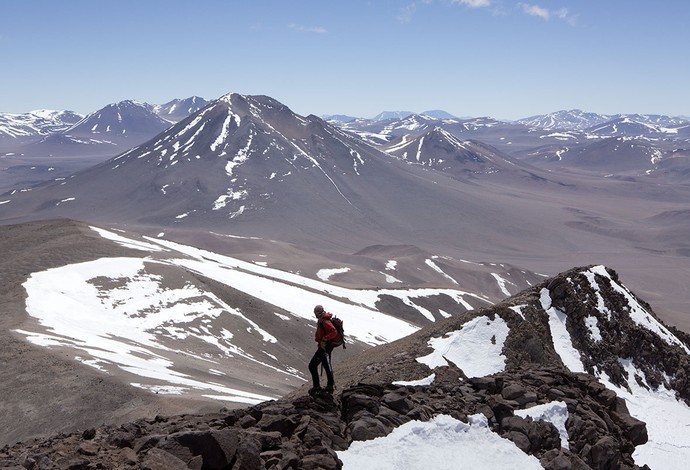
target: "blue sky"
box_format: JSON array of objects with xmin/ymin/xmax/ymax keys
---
[{"xmin": 1, "ymin": 0, "xmax": 688, "ymax": 120}]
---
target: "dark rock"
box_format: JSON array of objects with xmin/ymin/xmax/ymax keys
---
[
  {"xmin": 597, "ymin": 389, "xmax": 618, "ymax": 407},
  {"xmin": 515, "ymin": 391, "xmax": 538, "ymax": 406},
  {"xmin": 141, "ymin": 448, "xmax": 189, "ymax": 470},
  {"xmin": 469, "ymin": 376, "xmax": 499, "ymax": 392},
  {"xmin": 77, "ymin": 441, "xmax": 99, "ymax": 456},
  {"xmin": 279, "ymin": 450, "xmax": 300, "ymax": 469},
  {"xmin": 489, "ymin": 396, "xmax": 515, "ymax": 425},
  {"xmin": 502, "ymin": 383, "xmax": 527, "ymax": 400},
  {"xmin": 234, "ymin": 435, "xmax": 262, "ymax": 470},
  {"xmin": 117, "ymin": 447, "xmax": 138, "ymax": 466},
  {"xmin": 542, "ymin": 452, "xmax": 573, "ymax": 470},
  {"xmin": 342, "ymin": 393, "xmax": 380, "ymax": 421},
  {"xmin": 530, "ymin": 420, "xmax": 562, "ymax": 452},
  {"xmin": 349, "ymin": 414, "xmax": 389, "ymax": 441},
  {"xmin": 506, "ymin": 430, "xmax": 531, "ymax": 452},
  {"xmin": 300, "ymin": 452, "xmax": 341, "ymax": 470},
  {"xmin": 247, "ymin": 430, "xmax": 282, "ymax": 450},
  {"xmin": 237, "ymin": 414, "xmax": 257, "ymax": 428},
  {"xmin": 615, "ymin": 413, "xmax": 648, "ymax": 446},
  {"xmin": 257, "ymin": 413, "xmax": 299, "ymax": 437},
  {"xmin": 382, "ymin": 391, "xmax": 413, "ymax": 414},
  {"xmin": 406, "ymin": 404, "xmax": 435, "ymax": 421},
  {"xmin": 260, "ymin": 449, "xmax": 283, "ymax": 468},
  {"xmin": 64, "ymin": 457, "xmax": 90, "ymax": 470},
  {"xmin": 134, "ymin": 434, "xmax": 163, "ymax": 454},
  {"xmin": 155, "ymin": 429, "xmax": 239, "ymax": 469},
  {"xmin": 589, "ymin": 435, "xmax": 620, "ymax": 470},
  {"xmin": 293, "ymin": 415, "xmax": 311, "ymax": 438},
  {"xmin": 501, "ymin": 415, "xmax": 529, "ymax": 435},
  {"xmin": 81, "ymin": 428, "xmax": 96, "ymax": 440},
  {"xmin": 541, "ymin": 449, "xmax": 592, "ymax": 470},
  {"xmin": 376, "ymin": 405, "xmax": 411, "ymax": 428}
]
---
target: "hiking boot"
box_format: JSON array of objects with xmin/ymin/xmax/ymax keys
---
[
  {"xmin": 308, "ymin": 386, "xmax": 322, "ymax": 396},
  {"xmin": 324, "ymin": 385, "xmax": 335, "ymax": 394}
]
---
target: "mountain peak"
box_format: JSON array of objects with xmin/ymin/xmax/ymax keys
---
[
  {"xmin": 65, "ymin": 99, "xmax": 171, "ymax": 141},
  {"xmin": 153, "ymin": 96, "xmax": 209, "ymax": 123},
  {"xmin": 372, "ymin": 110, "xmax": 414, "ymax": 121}
]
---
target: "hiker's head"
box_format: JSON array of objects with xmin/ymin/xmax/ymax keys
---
[{"xmin": 314, "ymin": 305, "xmax": 325, "ymax": 318}]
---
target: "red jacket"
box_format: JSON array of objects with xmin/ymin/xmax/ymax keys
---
[{"xmin": 315, "ymin": 313, "xmax": 339, "ymax": 343}]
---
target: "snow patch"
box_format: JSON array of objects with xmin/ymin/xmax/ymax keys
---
[
  {"xmin": 416, "ymin": 315, "xmax": 510, "ymax": 377},
  {"xmin": 338, "ymin": 414, "xmax": 542, "ymax": 469},
  {"xmin": 393, "ymin": 373, "xmax": 436, "ymax": 387},
  {"xmin": 540, "ymin": 288, "xmax": 585, "ymax": 372},
  {"xmin": 317, "ymin": 267, "xmax": 350, "ymax": 281}
]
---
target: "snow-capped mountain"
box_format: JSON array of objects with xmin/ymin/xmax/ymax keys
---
[
  {"xmin": 65, "ymin": 99, "xmax": 172, "ymax": 144},
  {"xmin": 585, "ymin": 116, "xmax": 684, "ymax": 137},
  {"xmin": 420, "ymin": 109, "xmax": 457, "ymax": 120},
  {"xmin": 4, "ymin": 92, "xmax": 690, "ymax": 336},
  {"xmin": 153, "ymin": 96, "xmax": 209, "ymax": 123},
  {"xmin": 322, "ymin": 114, "xmax": 359, "ymax": 123},
  {"xmin": 370, "ymin": 110, "xmax": 456, "ymax": 122},
  {"xmin": 0, "ymin": 109, "xmax": 83, "ymax": 140},
  {"xmin": 517, "ymin": 109, "xmax": 613, "ymax": 131},
  {"xmin": 372, "ymin": 110, "xmax": 414, "ymax": 121},
  {"xmin": 518, "ymin": 110, "xmax": 690, "ymax": 139},
  {"xmin": 624, "ymin": 113, "xmax": 690, "ymax": 128},
  {"xmin": 524, "ymin": 136, "xmax": 667, "ymax": 174},
  {"xmin": 339, "ymin": 113, "xmax": 449, "ymax": 145},
  {"xmin": 5, "ymin": 92, "xmax": 690, "ymax": 294},
  {"xmin": 0, "ymin": 93, "xmax": 619, "ymax": 264},
  {"xmin": 384, "ymin": 126, "xmax": 536, "ymax": 179},
  {"xmin": 334, "ymin": 113, "xmax": 556, "ymax": 156}
]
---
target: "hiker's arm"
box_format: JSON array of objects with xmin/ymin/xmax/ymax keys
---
[{"xmin": 322, "ymin": 320, "xmax": 339, "ymax": 342}]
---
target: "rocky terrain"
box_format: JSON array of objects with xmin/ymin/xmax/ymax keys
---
[
  {"xmin": 0, "ymin": 371, "xmax": 649, "ymax": 470},
  {"xmin": 2, "ymin": 264, "xmax": 688, "ymax": 469}
]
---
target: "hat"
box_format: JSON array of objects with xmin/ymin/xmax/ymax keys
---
[{"xmin": 314, "ymin": 305, "xmax": 325, "ymax": 315}]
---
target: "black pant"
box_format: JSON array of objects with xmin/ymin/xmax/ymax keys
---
[{"xmin": 308, "ymin": 346, "xmax": 334, "ymax": 388}]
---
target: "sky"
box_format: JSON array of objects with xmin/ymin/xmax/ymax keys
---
[{"xmin": 1, "ymin": 1, "xmax": 689, "ymax": 121}]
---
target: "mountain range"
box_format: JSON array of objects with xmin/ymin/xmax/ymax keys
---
[
  {"xmin": 2, "ymin": 93, "xmax": 690, "ymax": 324},
  {"xmin": 0, "ymin": 97, "xmax": 207, "ymax": 193},
  {"xmin": 2, "ymin": 92, "xmax": 690, "ymax": 468}
]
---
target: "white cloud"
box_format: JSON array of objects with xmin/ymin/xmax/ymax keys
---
[
  {"xmin": 520, "ymin": 3, "xmax": 550, "ymax": 20},
  {"xmin": 455, "ymin": 0, "xmax": 492, "ymax": 7},
  {"xmin": 288, "ymin": 24, "xmax": 326, "ymax": 34},
  {"xmin": 519, "ymin": 3, "xmax": 577, "ymax": 24},
  {"xmin": 397, "ymin": 3, "xmax": 418, "ymax": 24}
]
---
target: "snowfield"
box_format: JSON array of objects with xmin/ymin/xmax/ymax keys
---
[{"xmin": 16, "ymin": 227, "xmax": 488, "ymax": 405}]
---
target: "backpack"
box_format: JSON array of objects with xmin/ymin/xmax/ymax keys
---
[{"xmin": 329, "ymin": 316, "xmax": 346, "ymax": 349}]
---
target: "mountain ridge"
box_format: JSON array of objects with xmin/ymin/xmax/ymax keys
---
[{"xmin": 3, "ymin": 249, "xmax": 689, "ymax": 468}]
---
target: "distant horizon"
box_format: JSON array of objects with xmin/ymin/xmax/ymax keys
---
[
  {"xmin": 2, "ymin": 1, "xmax": 689, "ymax": 120},
  {"xmin": 6, "ymin": 93, "xmax": 689, "ymax": 123}
]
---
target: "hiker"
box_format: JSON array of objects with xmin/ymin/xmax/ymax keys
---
[{"xmin": 308, "ymin": 304, "xmax": 339, "ymax": 394}]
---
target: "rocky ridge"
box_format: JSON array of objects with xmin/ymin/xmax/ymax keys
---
[
  {"xmin": 2, "ymin": 265, "xmax": 688, "ymax": 469},
  {"xmin": 0, "ymin": 371, "xmax": 648, "ymax": 470}
]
